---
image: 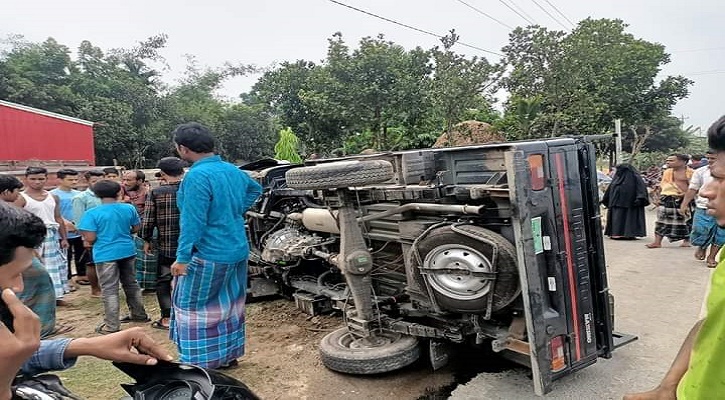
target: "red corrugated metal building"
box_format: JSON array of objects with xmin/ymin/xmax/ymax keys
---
[{"xmin": 0, "ymin": 100, "xmax": 95, "ymax": 165}]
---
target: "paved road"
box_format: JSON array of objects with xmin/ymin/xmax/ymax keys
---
[{"xmin": 451, "ymin": 210, "xmax": 712, "ymax": 399}]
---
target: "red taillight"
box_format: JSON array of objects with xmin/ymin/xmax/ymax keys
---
[
  {"xmin": 550, "ymin": 335, "xmax": 567, "ymax": 372},
  {"xmin": 528, "ymin": 154, "xmax": 545, "ymax": 191}
]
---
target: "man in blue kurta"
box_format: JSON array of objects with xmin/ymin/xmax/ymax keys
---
[{"xmin": 170, "ymin": 122, "xmax": 262, "ymax": 369}]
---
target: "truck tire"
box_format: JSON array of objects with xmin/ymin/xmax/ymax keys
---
[
  {"xmin": 319, "ymin": 327, "xmax": 420, "ymax": 375},
  {"xmin": 412, "ymin": 225, "xmax": 520, "ymax": 314},
  {"xmin": 285, "ymin": 160, "xmax": 394, "ymax": 190}
]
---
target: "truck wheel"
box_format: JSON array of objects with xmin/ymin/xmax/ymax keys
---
[
  {"xmin": 412, "ymin": 225, "xmax": 520, "ymax": 314},
  {"xmin": 319, "ymin": 327, "xmax": 420, "ymax": 375},
  {"xmin": 285, "ymin": 160, "xmax": 394, "ymax": 190}
]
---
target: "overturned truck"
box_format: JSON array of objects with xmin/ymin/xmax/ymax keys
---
[{"xmin": 243, "ymin": 137, "xmax": 634, "ymax": 395}]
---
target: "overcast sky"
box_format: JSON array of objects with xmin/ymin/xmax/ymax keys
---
[{"xmin": 2, "ymin": 0, "xmax": 723, "ymax": 133}]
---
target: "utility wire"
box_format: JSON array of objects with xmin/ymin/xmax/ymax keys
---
[
  {"xmin": 328, "ymin": 0, "xmax": 504, "ymax": 56},
  {"xmin": 529, "ymin": 0, "xmax": 569, "ymax": 30},
  {"xmin": 542, "ymin": 0, "xmax": 575, "ymax": 27},
  {"xmin": 454, "ymin": 0, "xmax": 514, "ymax": 30},
  {"xmin": 506, "ymin": 0, "xmax": 539, "ymax": 25},
  {"xmin": 497, "ymin": 0, "xmax": 535, "ymax": 25}
]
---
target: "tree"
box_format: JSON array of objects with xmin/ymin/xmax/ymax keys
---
[
  {"xmin": 0, "ymin": 37, "xmax": 79, "ymax": 114},
  {"xmin": 501, "ymin": 18, "xmax": 692, "ymax": 141},
  {"xmin": 274, "ymin": 127, "xmax": 302, "ymax": 163},
  {"xmin": 494, "ymin": 96, "xmax": 543, "ymax": 140},
  {"xmin": 430, "ymin": 31, "xmax": 499, "ymax": 135}
]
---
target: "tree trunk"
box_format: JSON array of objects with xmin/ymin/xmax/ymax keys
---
[
  {"xmin": 373, "ymin": 106, "xmax": 382, "ymax": 150},
  {"xmin": 629, "ymin": 125, "xmax": 653, "ymax": 163}
]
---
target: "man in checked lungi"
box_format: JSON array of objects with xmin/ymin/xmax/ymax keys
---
[
  {"xmin": 14, "ymin": 167, "xmax": 70, "ymax": 306},
  {"xmin": 646, "ymin": 154, "xmax": 695, "ymax": 249},
  {"xmin": 0, "ymin": 174, "xmax": 69, "ymax": 338},
  {"xmin": 170, "ymin": 122, "xmax": 262, "ymax": 370}
]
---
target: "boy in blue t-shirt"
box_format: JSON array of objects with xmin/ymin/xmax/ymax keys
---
[
  {"xmin": 78, "ymin": 180, "xmax": 149, "ymax": 334},
  {"xmin": 50, "ymin": 169, "xmax": 84, "ymax": 287}
]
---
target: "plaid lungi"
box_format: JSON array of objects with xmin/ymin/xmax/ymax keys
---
[
  {"xmin": 39, "ymin": 227, "xmax": 68, "ymax": 299},
  {"xmin": 655, "ymin": 195, "xmax": 692, "ymax": 242},
  {"xmin": 170, "ymin": 257, "xmax": 247, "ymax": 368},
  {"xmin": 18, "ymin": 257, "xmax": 56, "ymax": 338},
  {"xmin": 134, "ymin": 236, "xmax": 158, "ymax": 289}
]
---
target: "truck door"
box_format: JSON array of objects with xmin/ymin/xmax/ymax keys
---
[{"xmin": 505, "ymin": 140, "xmax": 610, "ymax": 395}]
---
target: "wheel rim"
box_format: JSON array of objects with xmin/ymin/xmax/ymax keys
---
[
  {"xmin": 423, "ymin": 243, "xmax": 493, "ymax": 301},
  {"xmin": 339, "ymin": 331, "xmax": 400, "ymax": 350}
]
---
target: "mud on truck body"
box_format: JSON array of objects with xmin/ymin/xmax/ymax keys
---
[{"xmin": 243, "ymin": 137, "xmax": 635, "ymax": 395}]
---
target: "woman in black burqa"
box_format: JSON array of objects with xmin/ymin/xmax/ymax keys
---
[{"xmin": 602, "ymin": 164, "xmax": 650, "ymax": 239}]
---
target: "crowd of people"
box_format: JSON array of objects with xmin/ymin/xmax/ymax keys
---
[
  {"xmin": 0, "ymin": 122, "xmax": 262, "ymax": 398},
  {"xmin": 601, "ymin": 151, "xmax": 724, "ymax": 268},
  {"xmin": 6, "ymin": 118, "xmax": 725, "ymax": 398}
]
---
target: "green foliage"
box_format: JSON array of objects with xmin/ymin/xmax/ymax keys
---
[
  {"xmin": 501, "ymin": 18, "xmax": 692, "ymax": 151},
  {"xmin": 0, "ymin": 35, "xmax": 273, "ymax": 167},
  {"xmin": 430, "ymin": 30, "xmax": 500, "ymax": 135},
  {"xmin": 0, "ymin": 20, "xmax": 694, "ymax": 164},
  {"xmin": 274, "ymin": 127, "xmax": 303, "ymax": 163}
]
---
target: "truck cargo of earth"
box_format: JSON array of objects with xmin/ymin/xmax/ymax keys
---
[{"xmin": 242, "ymin": 136, "xmax": 634, "ymax": 396}]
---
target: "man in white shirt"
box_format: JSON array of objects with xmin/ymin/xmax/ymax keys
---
[{"xmin": 680, "ymin": 150, "xmax": 723, "ymax": 267}]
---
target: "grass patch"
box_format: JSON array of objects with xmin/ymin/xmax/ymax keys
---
[{"xmin": 56, "ymin": 357, "xmax": 128, "ymax": 399}]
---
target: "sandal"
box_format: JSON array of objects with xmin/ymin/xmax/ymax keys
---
[
  {"xmin": 707, "ymin": 260, "xmax": 719, "ymax": 268},
  {"xmin": 215, "ymin": 360, "xmax": 239, "ymax": 370},
  {"xmin": 42, "ymin": 324, "xmax": 75, "ymax": 339},
  {"xmin": 151, "ymin": 320, "xmax": 169, "ymax": 330},
  {"xmin": 95, "ymin": 323, "xmax": 120, "ymax": 335},
  {"xmin": 76, "ymin": 279, "xmax": 91, "ymax": 285},
  {"xmin": 120, "ymin": 315, "xmax": 152, "ymax": 323}
]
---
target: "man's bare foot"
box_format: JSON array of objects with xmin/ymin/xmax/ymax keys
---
[
  {"xmin": 695, "ymin": 247, "xmax": 707, "ymax": 260},
  {"xmin": 623, "ymin": 386, "xmax": 676, "ymax": 400},
  {"xmin": 90, "ymin": 291, "xmax": 102, "ymax": 298},
  {"xmin": 707, "ymin": 259, "xmax": 718, "ymax": 268},
  {"xmin": 56, "ymin": 299, "xmax": 70, "ymax": 307},
  {"xmin": 646, "ymin": 243, "xmax": 661, "ymax": 249}
]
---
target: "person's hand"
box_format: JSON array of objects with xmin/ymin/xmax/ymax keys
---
[
  {"xmin": 679, "ymin": 205, "xmax": 690, "ymax": 217},
  {"xmin": 64, "ymin": 219, "xmax": 77, "ymax": 233},
  {"xmin": 171, "ymin": 261, "xmax": 187, "ymax": 277},
  {"xmin": 143, "ymin": 242, "xmax": 153, "ymax": 256},
  {"xmin": 59, "ymin": 239, "xmax": 69, "ymax": 249},
  {"xmin": 83, "ymin": 240, "xmax": 93, "ymax": 249},
  {"xmin": 0, "ymin": 289, "xmax": 41, "ymax": 399},
  {"xmin": 65, "ymin": 327, "xmax": 173, "ymax": 366},
  {"xmin": 622, "ymin": 385, "xmax": 677, "ymax": 400}
]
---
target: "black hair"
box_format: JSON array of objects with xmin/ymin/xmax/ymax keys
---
[
  {"xmin": 91, "ymin": 180, "xmax": 121, "ymax": 199},
  {"xmin": 164, "ymin": 168, "xmax": 184, "ymax": 177},
  {"xmin": 172, "ymin": 122, "xmax": 215, "ymax": 153},
  {"xmin": 56, "ymin": 168, "xmax": 79, "ymax": 179},
  {"xmin": 0, "ymin": 175, "xmax": 23, "ymax": 194},
  {"xmin": 84, "ymin": 169, "xmax": 105, "ymax": 180},
  {"xmin": 129, "ymin": 170, "xmax": 146, "ymax": 182},
  {"xmin": 0, "ymin": 202, "xmax": 46, "ymax": 266},
  {"xmin": 102, "ymin": 167, "xmax": 120, "ymax": 176},
  {"xmin": 706, "ymin": 149, "xmax": 716, "ymax": 155},
  {"xmin": 671, "ymin": 153, "xmax": 690, "ymax": 163},
  {"xmin": 25, "ymin": 166, "xmax": 47, "ymax": 176},
  {"xmin": 708, "ymin": 116, "xmax": 725, "ymax": 152}
]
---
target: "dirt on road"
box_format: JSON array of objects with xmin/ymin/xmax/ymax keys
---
[
  {"xmin": 55, "ymin": 211, "xmax": 701, "ymax": 400},
  {"xmin": 56, "ymin": 291, "xmax": 486, "ymax": 399}
]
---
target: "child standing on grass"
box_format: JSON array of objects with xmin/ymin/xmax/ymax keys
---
[{"xmin": 78, "ymin": 180, "xmax": 149, "ymax": 334}]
